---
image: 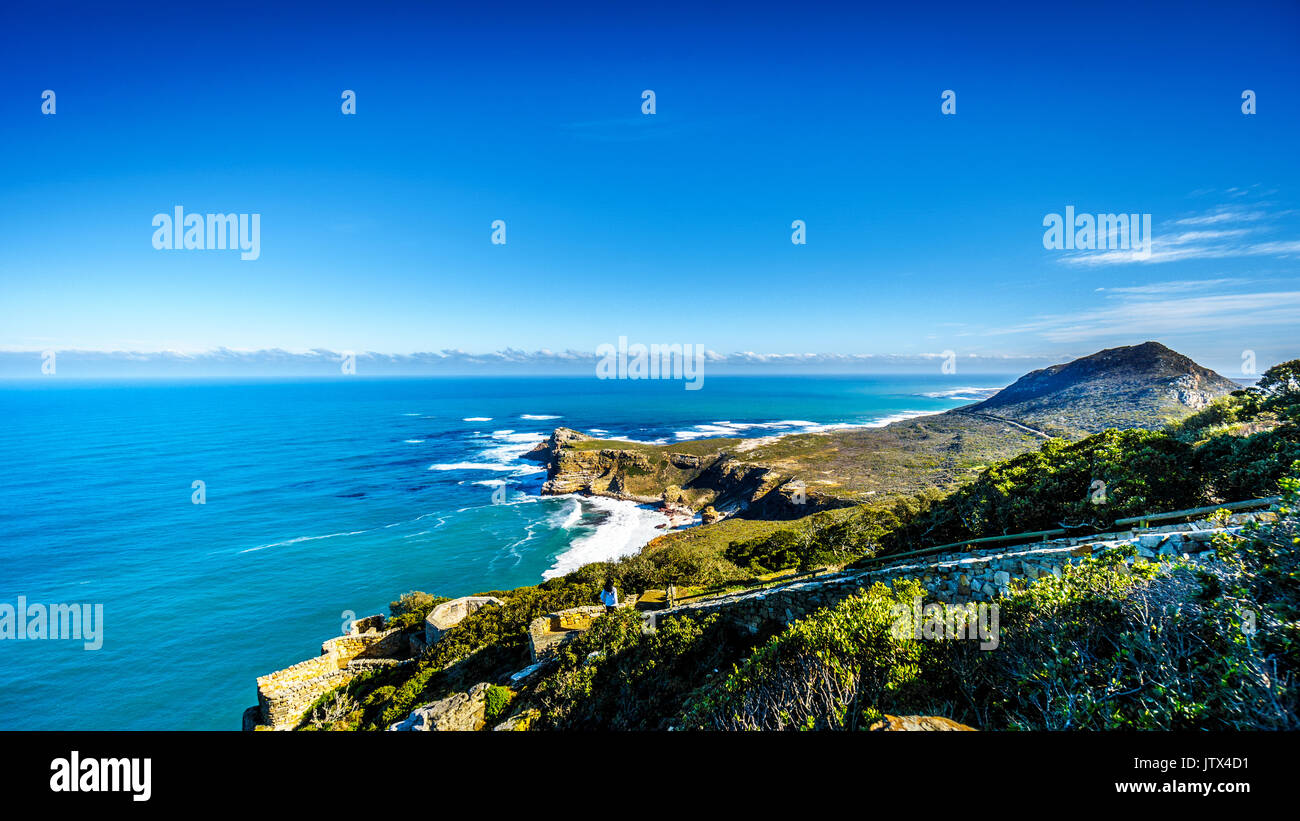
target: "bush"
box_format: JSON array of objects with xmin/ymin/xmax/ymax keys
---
[
  {"xmin": 532, "ymin": 608, "xmax": 755, "ymax": 730},
  {"xmin": 483, "ymin": 685, "xmax": 514, "ymax": 724},
  {"xmin": 387, "ymin": 591, "xmax": 448, "ymax": 632},
  {"xmin": 685, "ymin": 469, "xmax": 1300, "ymax": 732},
  {"xmin": 725, "ymin": 495, "xmax": 938, "ymax": 575},
  {"xmin": 683, "ymin": 579, "xmax": 934, "ymax": 730}
]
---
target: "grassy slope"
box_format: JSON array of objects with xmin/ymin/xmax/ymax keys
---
[
  {"xmin": 738, "ymin": 412, "xmax": 1047, "ymax": 502},
  {"xmin": 553, "ymin": 412, "xmax": 1049, "ymax": 509}
]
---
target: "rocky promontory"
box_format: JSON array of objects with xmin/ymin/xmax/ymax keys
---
[
  {"xmin": 523, "ymin": 342, "xmax": 1244, "ymax": 518},
  {"xmin": 523, "ymin": 427, "xmax": 850, "ymax": 519}
]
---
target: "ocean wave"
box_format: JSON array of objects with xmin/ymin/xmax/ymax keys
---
[
  {"xmin": 403, "ymin": 439, "xmax": 425, "ymax": 444},
  {"xmin": 462, "ymin": 429, "xmax": 548, "ymax": 476},
  {"xmin": 520, "ymin": 414, "xmax": 561, "ymax": 420},
  {"xmin": 240, "ymin": 528, "xmax": 370, "ymax": 554},
  {"xmin": 491, "ymin": 430, "xmax": 546, "ymax": 443},
  {"xmin": 558, "ymin": 498, "xmax": 583, "ymax": 530},
  {"xmin": 919, "ymin": 386, "xmax": 1003, "ymax": 399},
  {"xmin": 542, "ymin": 497, "xmax": 669, "ymax": 579},
  {"xmin": 402, "ymin": 516, "xmax": 451, "ymax": 538},
  {"xmin": 672, "ymin": 414, "xmax": 937, "ymax": 440},
  {"xmin": 492, "ymin": 522, "xmax": 543, "ymax": 570},
  {"xmin": 428, "ymin": 461, "xmax": 520, "ymax": 472},
  {"xmin": 463, "ymin": 417, "xmax": 492, "ymax": 422},
  {"xmin": 673, "ymin": 419, "xmax": 818, "ymax": 440}
]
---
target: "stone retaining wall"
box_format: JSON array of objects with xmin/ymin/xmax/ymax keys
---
[
  {"xmin": 653, "ymin": 513, "xmax": 1269, "ymax": 638},
  {"xmin": 253, "ymin": 615, "xmax": 408, "ymax": 730}
]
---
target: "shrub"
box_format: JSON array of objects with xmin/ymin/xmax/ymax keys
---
[
  {"xmin": 483, "ymin": 685, "xmax": 514, "ymax": 724},
  {"xmin": 682, "ymin": 579, "xmax": 934, "ymax": 730},
  {"xmin": 686, "ymin": 474, "xmax": 1300, "ymax": 732},
  {"xmin": 532, "ymin": 608, "xmax": 754, "ymax": 730},
  {"xmin": 387, "ymin": 591, "xmax": 448, "ymax": 632}
]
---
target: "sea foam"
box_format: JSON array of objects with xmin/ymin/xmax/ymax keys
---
[{"xmin": 542, "ymin": 497, "xmax": 670, "ymax": 579}]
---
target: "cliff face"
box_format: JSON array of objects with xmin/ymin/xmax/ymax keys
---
[
  {"xmin": 523, "ymin": 429, "xmax": 669, "ymax": 502},
  {"xmin": 967, "ymin": 341, "xmax": 1239, "ymax": 436},
  {"xmin": 523, "ymin": 428, "xmax": 850, "ymax": 518}
]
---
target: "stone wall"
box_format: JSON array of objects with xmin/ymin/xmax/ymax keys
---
[
  {"xmin": 652, "ymin": 513, "xmax": 1269, "ymax": 638},
  {"xmin": 253, "ymin": 615, "xmax": 408, "ymax": 730},
  {"xmin": 527, "ymin": 605, "xmax": 609, "ymax": 661}
]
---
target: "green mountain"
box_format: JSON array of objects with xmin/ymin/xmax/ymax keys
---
[{"xmin": 967, "ymin": 341, "xmax": 1240, "ymax": 436}]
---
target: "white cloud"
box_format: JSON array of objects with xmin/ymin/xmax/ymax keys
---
[
  {"xmin": 991, "ymin": 290, "xmax": 1300, "ymax": 343},
  {"xmin": 1058, "ymin": 199, "xmax": 1300, "ymax": 266}
]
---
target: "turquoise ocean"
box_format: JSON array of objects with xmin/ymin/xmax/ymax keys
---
[{"xmin": 0, "ymin": 375, "xmax": 1010, "ymax": 729}]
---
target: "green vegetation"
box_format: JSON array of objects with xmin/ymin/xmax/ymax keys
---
[
  {"xmin": 297, "ymin": 359, "xmax": 1300, "ymax": 732},
  {"xmin": 386, "ymin": 591, "xmax": 449, "ymax": 632},
  {"xmin": 483, "ymin": 685, "xmax": 514, "ymax": 724},
  {"xmin": 687, "ymin": 470, "xmax": 1300, "ymax": 730},
  {"xmin": 682, "ymin": 579, "xmax": 934, "ymax": 730},
  {"xmin": 734, "ymin": 412, "xmax": 1048, "ymax": 504},
  {"xmin": 530, "ymin": 609, "xmax": 757, "ymax": 730},
  {"xmin": 884, "ymin": 361, "xmax": 1300, "ymax": 553},
  {"xmin": 725, "ymin": 493, "xmax": 939, "ymax": 574}
]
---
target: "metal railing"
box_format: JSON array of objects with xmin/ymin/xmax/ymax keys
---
[
  {"xmin": 852, "ymin": 495, "xmax": 1282, "ymax": 570},
  {"xmin": 658, "ymin": 496, "xmax": 1282, "ymax": 609},
  {"xmin": 1113, "ymin": 496, "xmax": 1281, "ymax": 527}
]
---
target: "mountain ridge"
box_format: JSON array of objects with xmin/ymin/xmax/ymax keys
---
[
  {"xmin": 524, "ymin": 341, "xmax": 1243, "ymax": 516},
  {"xmin": 966, "ymin": 341, "xmax": 1240, "ymax": 436}
]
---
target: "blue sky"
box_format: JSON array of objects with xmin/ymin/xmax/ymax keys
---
[{"xmin": 1, "ymin": 0, "xmax": 1297, "ymax": 375}]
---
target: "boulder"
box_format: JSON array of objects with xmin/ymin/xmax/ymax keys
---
[
  {"xmin": 387, "ymin": 683, "xmax": 491, "ymax": 732},
  {"xmin": 493, "ymin": 708, "xmax": 540, "ymax": 731},
  {"xmin": 868, "ymin": 714, "xmax": 976, "ymax": 731},
  {"xmin": 425, "ymin": 596, "xmax": 504, "ymax": 645},
  {"xmin": 668, "ymin": 452, "xmax": 702, "ymax": 469}
]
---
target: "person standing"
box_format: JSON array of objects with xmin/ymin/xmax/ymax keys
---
[{"xmin": 600, "ymin": 580, "xmax": 618, "ymax": 613}]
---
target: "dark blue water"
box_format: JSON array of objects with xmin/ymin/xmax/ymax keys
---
[{"xmin": 0, "ymin": 375, "xmax": 1007, "ymax": 729}]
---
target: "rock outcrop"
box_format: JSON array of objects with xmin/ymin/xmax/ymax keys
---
[
  {"xmin": 525, "ymin": 428, "xmax": 851, "ymax": 519},
  {"xmin": 425, "ymin": 596, "xmax": 503, "ymax": 646},
  {"xmin": 493, "ymin": 708, "xmax": 540, "ymax": 731},
  {"xmin": 387, "ymin": 683, "xmax": 492, "ymax": 732},
  {"xmin": 868, "ymin": 714, "xmax": 976, "ymax": 731}
]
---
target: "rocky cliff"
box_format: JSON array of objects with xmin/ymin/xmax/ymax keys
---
[{"xmin": 523, "ymin": 428, "xmax": 851, "ymax": 518}]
